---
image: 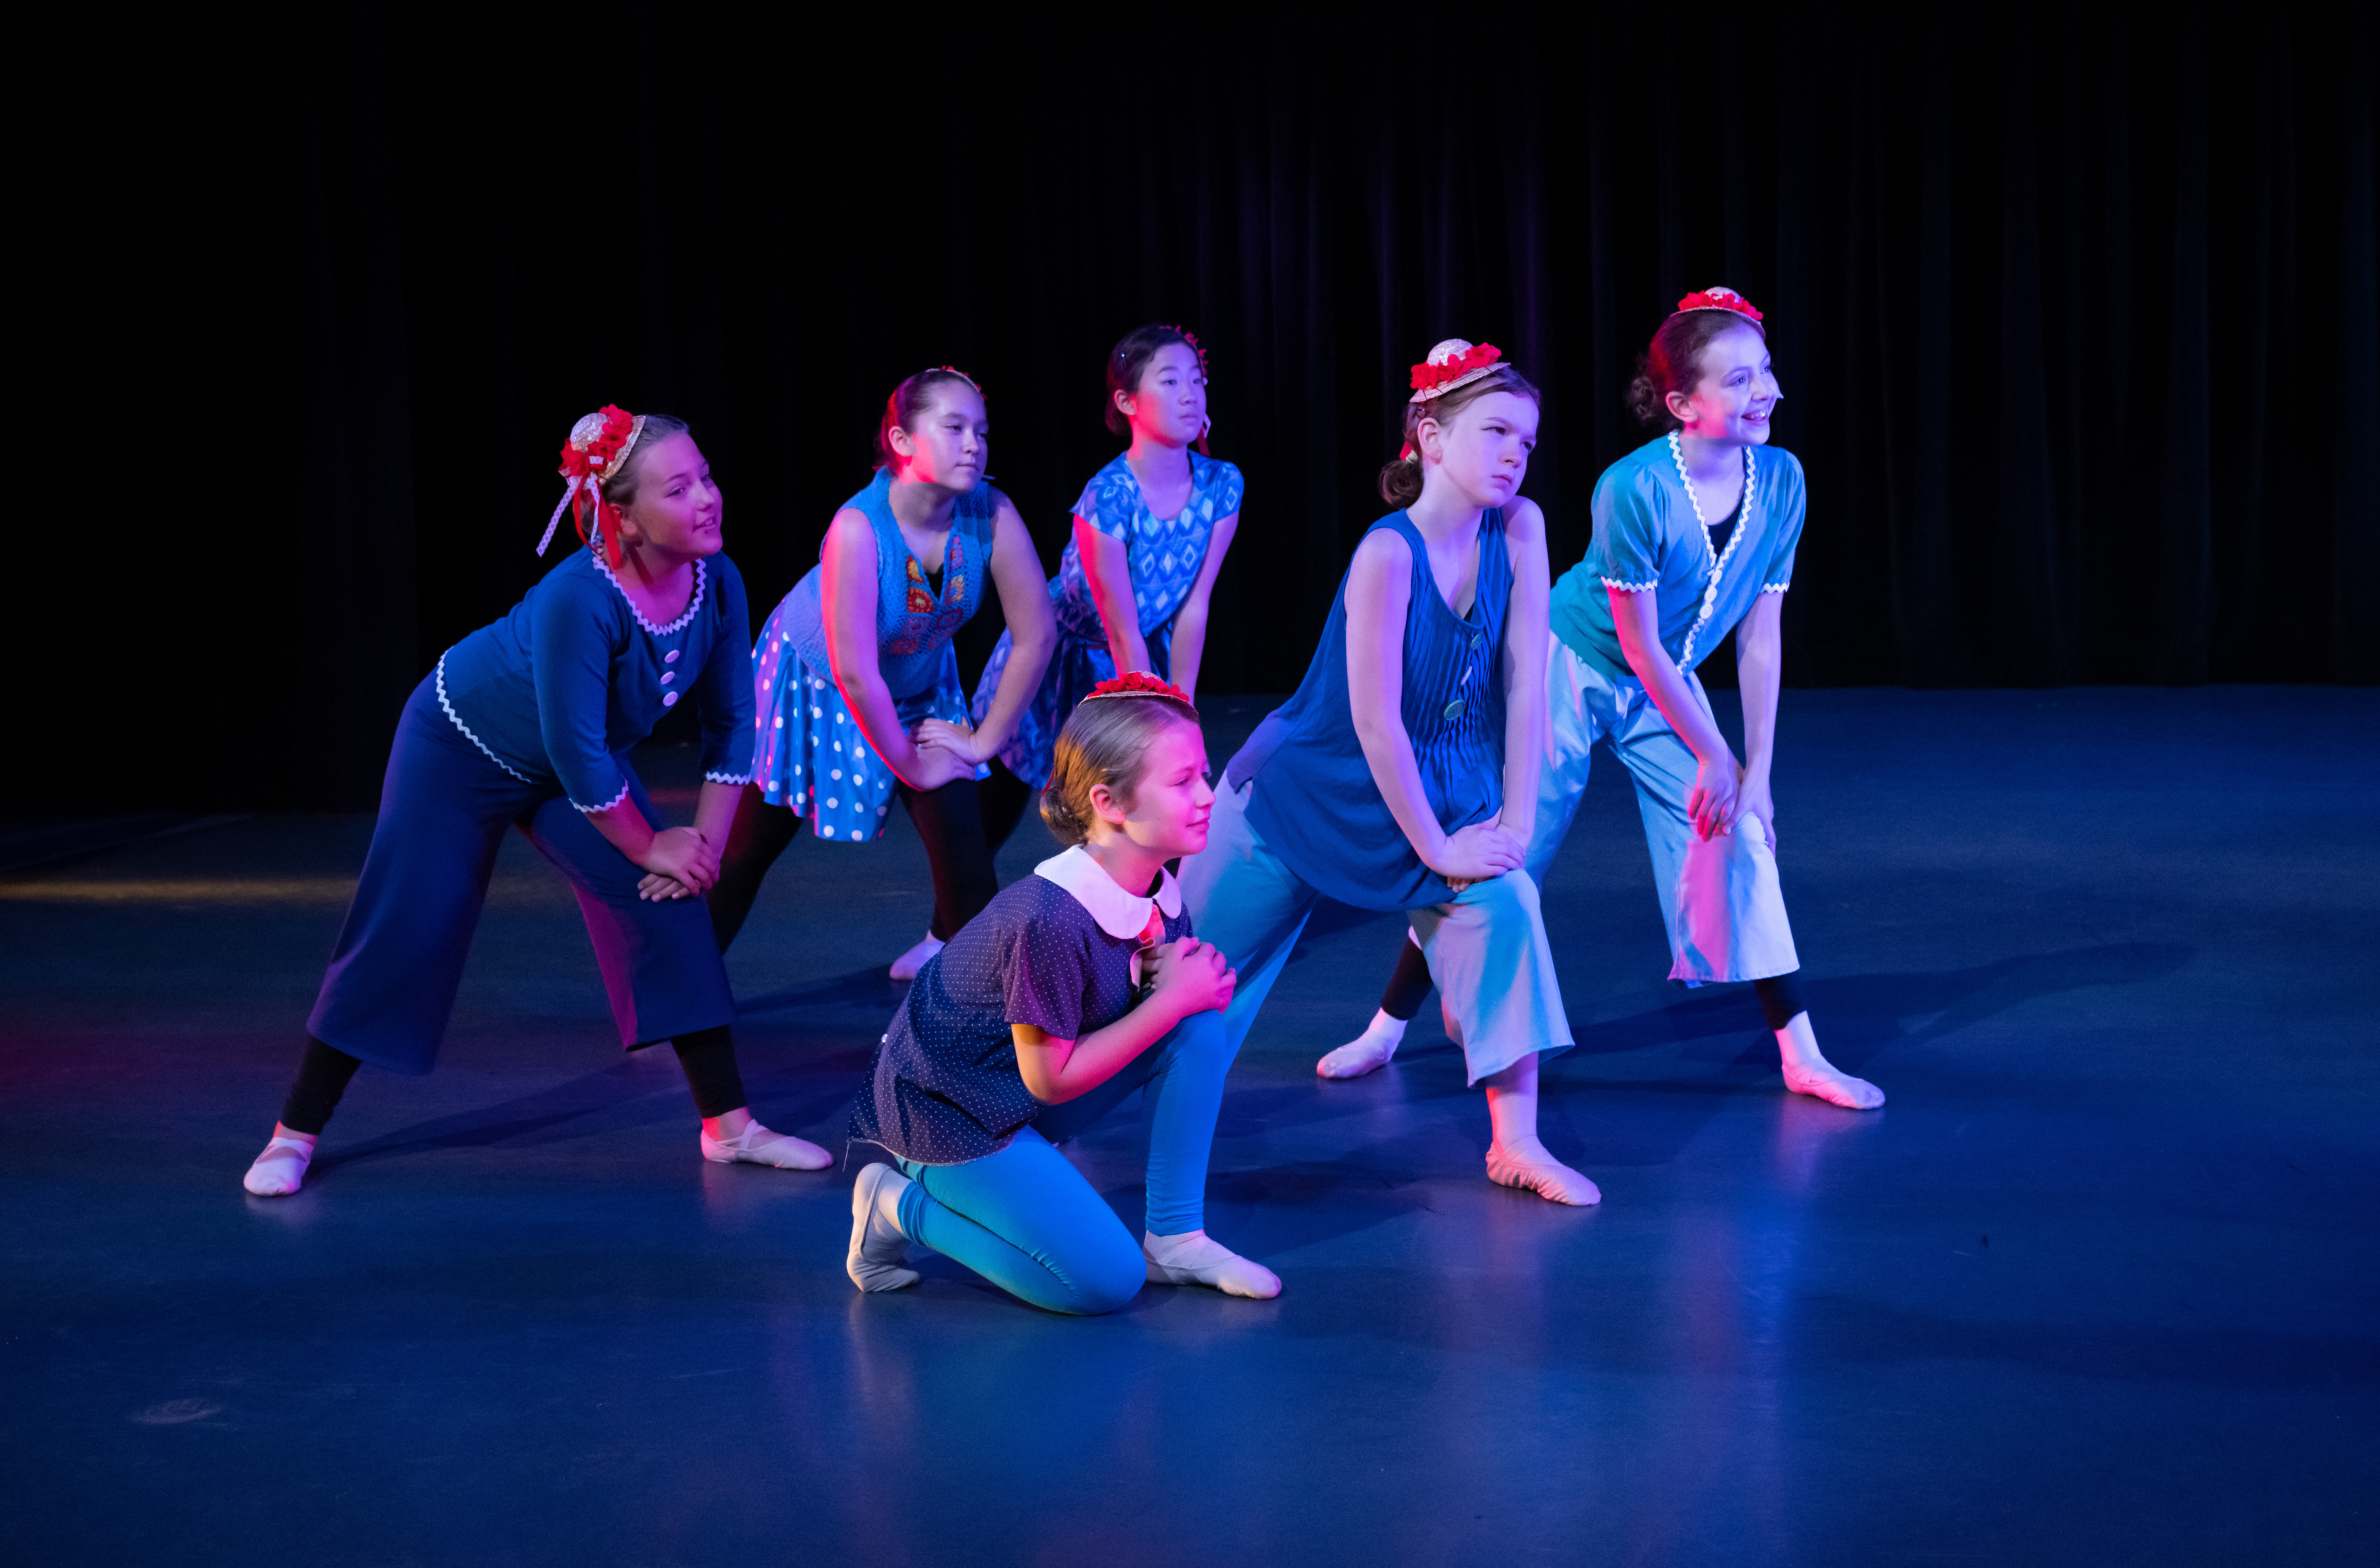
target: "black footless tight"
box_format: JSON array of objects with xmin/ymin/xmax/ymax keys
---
[
  {"xmin": 279, "ymin": 1038, "xmax": 363, "ymax": 1134},
  {"xmin": 274, "ymin": 1026, "xmax": 752, "ymax": 1133},
  {"xmin": 1374, "ymin": 935, "xmax": 1810, "ymax": 1031},
  {"xmin": 708, "ymin": 766, "xmax": 1037, "ymax": 952}
]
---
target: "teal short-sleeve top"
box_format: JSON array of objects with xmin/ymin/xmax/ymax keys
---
[{"xmin": 1549, "ymin": 435, "xmax": 1805, "ymax": 680}]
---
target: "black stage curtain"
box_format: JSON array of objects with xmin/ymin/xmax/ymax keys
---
[{"xmin": 32, "ymin": 4, "xmax": 2375, "ymax": 810}]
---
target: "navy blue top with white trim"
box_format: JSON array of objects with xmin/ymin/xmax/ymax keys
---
[
  {"xmin": 852, "ymin": 851, "xmax": 1191, "ymax": 1166},
  {"xmin": 435, "ymin": 547, "xmax": 756, "ymax": 811}
]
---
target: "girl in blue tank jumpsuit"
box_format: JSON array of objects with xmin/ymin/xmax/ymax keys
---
[{"xmin": 1180, "ymin": 341, "xmax": 1599, "ymax": 1207}]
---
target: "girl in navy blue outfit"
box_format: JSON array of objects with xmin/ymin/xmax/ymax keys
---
[
  {"xmin": 844, "ymin": 677, "xmax": 1278, "ymax": 1312},
  {"xmin": 243, "ymin": 410, "xmax": 829, "ymax": 1197}
]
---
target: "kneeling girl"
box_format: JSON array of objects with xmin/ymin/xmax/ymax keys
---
[{"xmin": 845, "ymin": 677, "xmax": 1279, "ymax": 1313}]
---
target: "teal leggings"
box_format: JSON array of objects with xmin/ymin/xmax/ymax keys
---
[{"xmin": 896, "ymin": 1009, "xmax": 1232, "ymax": 1315}]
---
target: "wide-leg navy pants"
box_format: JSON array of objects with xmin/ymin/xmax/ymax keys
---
[{"xmin": 307, "ymin": 677, "xmax": 736, "ymax": 1074}]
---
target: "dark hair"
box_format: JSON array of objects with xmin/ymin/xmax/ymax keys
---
[
  {"xmin": 1104, "ymin": 324, "xmax": 1203, "ymax": 440},
  {"xmin": 1626, "ymin": 311, "xmax": 1767, "ymax": 429},
  {"xmin": 874, "ymin": 369, "xmax": 982, "ymax": 470},
  {"xmin": 1376, "ymin": 364, "xmax": 1542, "ymax": 507},
  {"xmin": 603, "ymin": 414, "xmax": 692, "ymax": 510},
  {"xmin": 1040, "ymin": 693, "xmax": 1202, "ymax": 846}
]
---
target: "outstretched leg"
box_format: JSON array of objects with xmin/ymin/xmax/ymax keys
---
[
  {"xmin": 243, "ymin": 1038, "xmax": 363, "ymax": 1196},
  {"xmin": 1319, "ymin": 931, "xmax": 1434, "ymax": 1080},
  {"xmin": 707, "ymin": 783, "xmax": 803, "ymax": 953},
  {"xmin": 1754, "ymin": 971, "xmax": 1884, "ymax": 1110}
]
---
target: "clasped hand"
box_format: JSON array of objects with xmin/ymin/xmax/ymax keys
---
[
  {"xmin": 1139, "ymin": 938, "xmax": 1237, "ymax": 1017},
  {"xmin": 635, "ymin": 826, "xmax": 718, "ymax": 903},
  {"xmin": 906, "ymin": 717, "xmax": 983, "ymax": 790},
  {"xmin": 1430, "ymin": 820, "xmax": 1526, "ymax": 890},
  {"xmin": 1687, "ymin": 757, "xmax": 1776, "ymax": 844}
]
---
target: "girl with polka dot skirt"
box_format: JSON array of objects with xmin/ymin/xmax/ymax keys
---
[
  {"xmin": 846, "ymin": 678, "xmax": 1279, "ymax": 1313},
  {"xmin": 1330, "ymin": 291, "xmax": 1883, "ymax": 1112},
  {"xmin": 969, "ymin": 323, "xmax": 1244, "ymax": 792},
  {"xmin": 703, "ymin": 368, "xmax": 1057, "ymax": 979},
  {"xmin": 1182, "ymin": 340, "xmax": 1599, "ymax": 1207},
  {"xmin": 243, "ymin": 410, "xmax": 832, "ymax": 1198}
]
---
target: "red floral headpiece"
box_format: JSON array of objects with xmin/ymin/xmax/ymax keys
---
[
  {"xmin": 1673, "ymin": 286, "xmax": 1765, "ymax": 324},
  {"xmin": 1082, "ymin": 671, "xmax": 1197, "ymax": 711},
  {"xmin": 540, "ymin": 404, "xmax": 649, "ymax": 568},
  {"xmin": 932, "ymin": 365, "xmax": 985, "ymax": 397},
  {"xmin": 1408, "ymin": 340, "xmax": 1504, "ymax": 405}
]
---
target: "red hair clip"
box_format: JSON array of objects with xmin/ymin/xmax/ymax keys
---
[
  {"xmin": 1673, "ymin": 286, "xmax": 1764, "ymax": 323},
  {"xmin": 542, "ymin": 404, "xmax": 647, "ymax": 566},
  {"xmin": 1408, "ymin": 340, "xmax": 1503, "ymax": 403},
  {"xmin": 1083, "ymin": 672, "xmax": 1195, "ymax": 706}
]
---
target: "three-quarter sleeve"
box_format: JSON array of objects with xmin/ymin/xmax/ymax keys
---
[
  {"xmin": 1760, "ymin": 451, "xmax": 1808, "ymax": 592},
  {"xmin": 696, "ymin": 555, "xmax": 756, "ymax": 785},
  {"xmin": 529, "ymin": 579, "xmax": 632, "ymax": 812},
  {"xmin": 1585, "ymin": 469, "xmax": 1667, "ymax": 592}
]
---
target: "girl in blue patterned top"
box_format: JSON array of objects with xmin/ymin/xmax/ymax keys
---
[
  {"xmin": 243, "ymin": 411, "xmax": 828, "ymax": 1197},
  {"xmin": 703, "ymin": 369, "xmax": 1057, "ymax": 978},
  {"xmin": 1333, "ymin": 291, "xmax": 1884, "ymax": 1112},
  {"xmin": 971, "ymin": 324, "xmax": 1245, "ymax": 793},
  {"xmin": 845, "ymin": 679, "xmax": 1277, "ymax": 1313},
  {"xmin": 1181, "ymin": 341, "xmax": 1597, "ymax": 1207}
]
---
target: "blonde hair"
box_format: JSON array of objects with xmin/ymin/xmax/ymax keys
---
[{"xmin": 1041, "ymin": 694, "xmax": 1201, "ymax": 846}]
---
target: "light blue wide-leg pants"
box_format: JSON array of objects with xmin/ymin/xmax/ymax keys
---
[
  {"xmin": 1530, "ymin": 633, "xmax": 1799, "ymax": 985},
  {"xmin": 1179, "ymin": 777, "xmax": 1573, "ymax": 1085}
]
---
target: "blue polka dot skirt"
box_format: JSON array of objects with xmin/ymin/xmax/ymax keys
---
[{"xmin": 751, "ymin": 604, "xmax": 985, "ymax": 843}]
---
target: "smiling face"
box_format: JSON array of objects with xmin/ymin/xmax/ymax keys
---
[
  {"xmin": 1092, "ymin": 718, "xmax": 1214, "ymax": 860},
  {"xmin": 1419, "ymin": 388, "xmax": 1539, "ymax": 510},
  {"xmin": 1667, "ymin": 324, "xmax": 1780, "ymax": 446},
  {"xmin": 888, "ymin": 384, "xmax": 989, "ymax": 492},
  {"xmin": 1117, "ymin": 341, "xmax": 1208, "ymax": 448},
  {"xmin": 612, "ymin": 432, "xmax": 723, "ymax": 560}
]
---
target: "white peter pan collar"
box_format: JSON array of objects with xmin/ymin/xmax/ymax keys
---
[{"xmin": 1033, "ymin": 845, "xmax": 1182, "ymax": 940}]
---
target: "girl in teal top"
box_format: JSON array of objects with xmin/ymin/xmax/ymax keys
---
[
  {"xmin": 1181, "ymin": 340, "xmax": 1596, "ymax": 1208},
  {"xmin": 1329, "ymin": 290, "xmax": 1884, "ymax": 1114},
  {"xmin": 970, "ymin": 325, "xmax": 1245, "ymax": 787},
  {"xmin": 702, "ymin": 369, "xmax": 1057, "ymax": 975}
]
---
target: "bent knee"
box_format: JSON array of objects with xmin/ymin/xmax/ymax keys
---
[
  {"xmin": 1470, "ymin": 868, "xmax": 1544, "ymax": 920},
  {"xmin": 1045, "ymin": 1238, "xmax": 1147, "ymax": 1316}
]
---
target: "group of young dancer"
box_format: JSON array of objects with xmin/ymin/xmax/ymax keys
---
[{"xmin": 243, "ymin": 290, "xmax": 1884, "ymax": 1315}]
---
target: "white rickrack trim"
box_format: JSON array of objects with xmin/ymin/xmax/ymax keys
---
[
  {"xmin": 570, "ymin": 780, "xmax": 633, "ymax": 815},
  {"xmin": 1761, "ymin": 581, "xmax": 1790, "ymax": 594},
  {"xmin": 591, "ymin": 549, "xmax": 709, "ymax": 637},
  {"xmin": 1601, "ymin": 576, "xmax": 1660, "ymax": 592},
  {"xmin": 703, "ymin": 770, "xmax": 754, "ymax": 786},
  {"xmin": 1668, "ymin": 432, "xmax": 1756, "ymax": 668},
  {"xmin": 435, "ymin": 653, "xmax": 535, "ymax": 783}
]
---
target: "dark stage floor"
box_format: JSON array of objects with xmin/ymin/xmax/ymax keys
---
[{"xmin": 3, "ymin": 688, "xmax": 2374, "ymax": 1566}]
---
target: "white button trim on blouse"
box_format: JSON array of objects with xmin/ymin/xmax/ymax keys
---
[{"xmin": 1031, "ymin": 845, "xmax": 1183, "ymax": 940}]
